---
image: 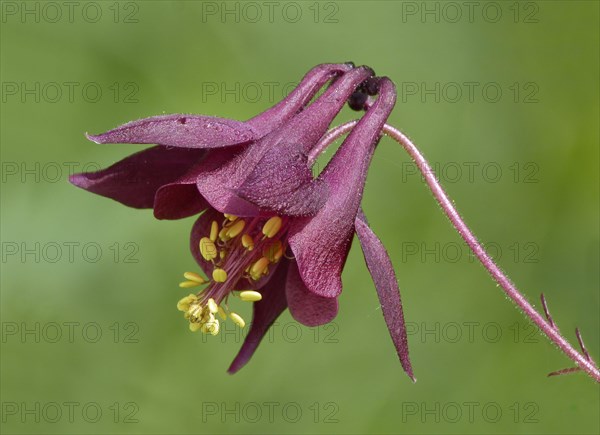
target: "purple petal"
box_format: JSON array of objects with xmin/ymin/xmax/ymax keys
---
[
  {"xmin": 69, "ymin": 146, "xmax": 205, "ymax": 209},
  {"xmin": 87, "ymin": 114, "xmax": 256, "ymax": 149},
  {"xmin": 235, "ymin": 141, "xmax": 328, "ymax": 216},
  {"xmin": 232, "ymin": 67, "xmax": 375, "ymax": 216},
  {"xmin": 154, "ymin": 183, "xmax": 207, "ymax": 220},
  {"xmin": 228, "ymin": 259, "xmax": 290, "ymax": 374},
  {"xmin": 275, "ymin": 66, "xmax": 375, "ymax": 154},
  {"xmin": 194, "ymin": 147, "xmax": 264, "ymax": 217},
  {"xmin": 247, "ymin": 63, "xmax": 354, "ymax": 136},
  {"xmin": 286, "ymin": 259, "xmax": 338, "ymax": 327},
  {"xmin": 355, "ymin": 211, "xmax": 415, "ymax": 381},
  {"xmin": 153, "ymin": 157, "xmax": 211, "ymax": 220},
  {"xmin": 288, "ymin": 78, "xmax": 397, "ymax": 298}
]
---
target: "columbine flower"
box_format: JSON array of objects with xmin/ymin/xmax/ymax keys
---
[
  {"xmin": 70, "ymin": 64, "xmax": 414, "ymax": 380},
  {"xmin": 70, "ymin": 63, "xmax": 600, "ymax": 383}
]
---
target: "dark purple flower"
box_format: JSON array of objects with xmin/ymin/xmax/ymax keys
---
[{"xmin": 70, "ymin": 64, "xmax": 414, "ymax": 380}]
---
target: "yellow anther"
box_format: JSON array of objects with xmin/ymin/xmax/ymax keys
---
[
  {"xmin": 229, "ymin": 312, "xmax": 246, "ymax": 328},
  {"xmin": 219, "ymin": 250, "xmax": 227, "ymax": 260},
  {"xmin": 250, "ymin": 257, "xmax": 269, "ymax": 280},
  {"xmin": 177, "ymin": 294, "xmax": 197, "ymax": 311},
  {"xmin": 262, "ymin": 216, "xmax": 282, "ymax": 238},
  {"xmin": 212, "ymin": 268, "xmax": 228, "ymax": 283},
  {"xmin": 226, "ymin": 219, "xmax": 245, "ymax": 238},
  {"xmin": 218, "ymin": 227, "xmax": 230, "ymax": 242},
  {"xmin": 179, "ymin": 280, "xmax": 201, "ymax": 288},
  {"xmin": 199, "ymin": 237, "xmax": 217, "ymax": 261},
  {"xmin": 224, "ymin": 213, "xmax": 238, "ymax": 222},
  {"xmin": 183, "ymin": 272, "xmax": 207, "ymax": 284},
  {"xmin": 202, "ymin": 317, "xmax": 220, "ymax": 335},
  {"xmin": 189, "ymin": 322, "xmax": 202, "ymax": 332},
  {"xmin": 274, "ymin": 245, "xmax": 284, "ymax": 262},
  {"xmin": 189, "ymin": 304, "xmax": 204, "ymax": 320},
  {"xmin": 210, "ymin": 221, "xmax": 219, "ymax": 242},
  {"xmin": 217, "ymin": 306, "xmax": 227, "ymax": 320},
  {"xmin": 239, "ymin": 290, "xmax": 263, "ymax": 302},
  {"xmin": 263, "ymin": 240, "xmax": 283, "ymax": 262},
  {"xmin": 242, "ymin": 234, "xmax": 254, "ymax": 251},
  {"xmin": 207, "ymin": 298, "xmax": 218, "ymax": 314}
]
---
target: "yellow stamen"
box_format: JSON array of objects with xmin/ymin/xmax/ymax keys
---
[
  {"xmin": 177, "ymin": 294, "xmax": 197, "ymax": 311},
  {"xmin": 263, "ymin": 240, "xmax": 283, "ymax": 262},
  {"xmin": 229, "ymin": 312, "xmax": 245, "ymax": 328},
  {"xmin": 179, "ymin": 280, "xmax": 202, "ymax": 288},
  {"xmin": 224, "ymin": 213, "xmax": 238, "ymax": 222},
  {"xmin": 183, "ymin": 272, "xmax": 207, "ymax": 284},
  {"xmin": 274, "ymin": 244, "xmax": 284, "ymax": 261},
  {"xmin": 189, "ymin": 304, "xmax": 203, "ymax": 320},
  {"xmin": 219, "ymin": 249, "xmax": 227, "ymax": 260},
  {"xmin": 199, "ymin": 237, "xmax": 217, "ymax": 261},
  {"xmin": 250, "ymin": 257, "xmax": 269, "ymax": 280},
  {"xmin": 210, "ymin": 221, "xmax": 219, "ymax": 242},
  {"xmin": 262, "ymin": 216, "xmax": 283, "ymax": 238},
  {"xmin": 207, "ymin": 298, "xmax": 218, "ymax": 314},
  {"xmin": 189, "ymin": 322, "xmax": 202, "ymax": 332},
  {"xmin": 239, "ymin": 290, "xmax": 263, "ymax": 302},
  {"xmin": 201, "ymin": 317, "xmax": 220, "ymax": 335},
  {"xmin": 226, "ymin": 219, "xmax": 245, "ymax": 238},
  {"xmin": 218, "ymin": 227, "xmax": 230, "ymax": 242},
  {"xmin": 242, "ymin": 234, "xmax": 254, "ymax": 251},
  {"xmin": 217, "ymin": 306, "xmax": 227, "ymax": 320},
  {"xmin": 212, "ymin": 268, "xmax": 228, "ymax": 283}
]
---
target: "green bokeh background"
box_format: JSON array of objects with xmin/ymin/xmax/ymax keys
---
[{"xmin": 1, "ymin": 1, "xmax": 598, "ymax": 434}]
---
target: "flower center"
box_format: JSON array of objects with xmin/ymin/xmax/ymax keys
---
[{"xmin": 176, "ymin": 213, "xmax": 288, "ymax": 335}]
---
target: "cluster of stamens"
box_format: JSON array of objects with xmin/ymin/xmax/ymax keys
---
[{"xmin": 176, "ymin": 213, "xmax": 287, "ymax": 335}]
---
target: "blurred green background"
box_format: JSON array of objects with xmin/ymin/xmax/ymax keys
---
[{"xmin": 1, "ymin": 1, "xmax": 598, "ymax": 434}]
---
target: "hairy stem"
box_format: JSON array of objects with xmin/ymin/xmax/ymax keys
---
[{"xmin": 311, "ymin": 120, "xmax": 600, "ymax": 382}]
